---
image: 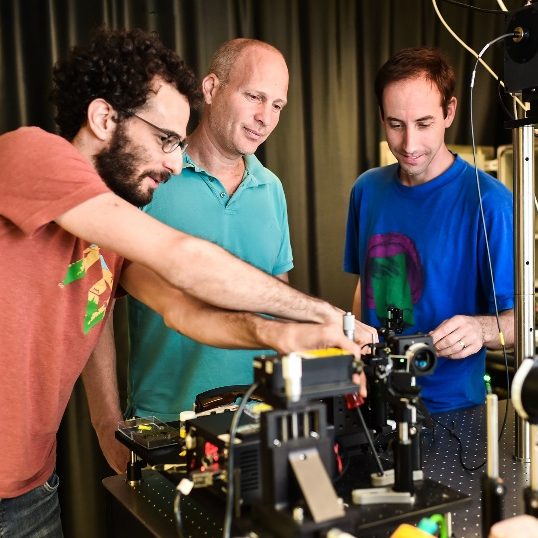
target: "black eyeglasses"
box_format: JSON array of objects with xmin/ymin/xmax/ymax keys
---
[{"xmin": 129, "ymin": 113, "xmax": 188, "ymax": 154}]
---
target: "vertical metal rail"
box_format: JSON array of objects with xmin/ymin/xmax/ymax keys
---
[{"xmin": 513, "ymin": 122, "xmax": 535, "ymax": 462}]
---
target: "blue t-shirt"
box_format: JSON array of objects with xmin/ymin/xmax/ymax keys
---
[
  {"xmin": 127, "ymin": 153, "xmax": 293, "ymax": 420},
  {"xmin": 344, "ymin": 156, "xmax": 514, "ymax": 412}
]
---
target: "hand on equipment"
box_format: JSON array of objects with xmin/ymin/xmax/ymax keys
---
[
  {"xmin": 95, "ymin": 422, "xmax": 130, "ymax": 474},
  {"xmin": 430, "ymin": 315, "xmax": 483, "ymax": 359}
]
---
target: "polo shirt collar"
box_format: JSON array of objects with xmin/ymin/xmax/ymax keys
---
[{"xmin": 182, "ymin": 152, "xmax": 269, "ymax": 187}]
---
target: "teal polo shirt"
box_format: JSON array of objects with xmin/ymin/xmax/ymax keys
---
[{"xmin": 126, "ymin": 153, "xmax": 293, "ymax": 420}]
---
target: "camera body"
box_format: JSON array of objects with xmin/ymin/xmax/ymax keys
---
[
  {"xmin": 376, "ymin": 306, "xmax": 437, "ymax": 377},
  {"xmin": 383, "ymin": 332, "xmax": 437, "ymax": 377}
]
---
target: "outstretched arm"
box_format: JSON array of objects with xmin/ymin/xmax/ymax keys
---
[
  {"xmin": 82, "ymin": 265, "xmax": 373, "ymax": 454},
  {"xmin": 55, "ymin": 193, "xmax": 340, "ymax": 325},
  {"xmin": 120, "ymin": 263, "xmax": 377, "ymax": 353}
]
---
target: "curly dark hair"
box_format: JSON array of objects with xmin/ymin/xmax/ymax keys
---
[{"xmin": 51, "ymin": 27, "xmax": 202, "ymax": 140}]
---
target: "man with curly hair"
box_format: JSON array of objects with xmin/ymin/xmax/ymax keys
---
[{"xmin": 0, "ymin": 27, "xmax": 375, "ymax": 535}]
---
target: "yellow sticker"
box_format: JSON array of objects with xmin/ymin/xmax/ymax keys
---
[{"xmin": 299, "ymin": 348, "xmax": 351, "ymax": 359}]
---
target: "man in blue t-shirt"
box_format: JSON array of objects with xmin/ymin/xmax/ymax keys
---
[{"xmin": 344, "ymin": 47, "xmax": 514, "ymax": 413}]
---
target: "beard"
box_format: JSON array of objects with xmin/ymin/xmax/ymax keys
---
[{"xmin": 94, "ymin": 122, "xmax": 171, "ymax": 207}]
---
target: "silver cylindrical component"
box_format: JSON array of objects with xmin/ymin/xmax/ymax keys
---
[
  {"xmin": 486, "ymin": 393, "xmax": 499, "ymax": 478},
  {"xmin": 399, "ymin": 420, "xmax": 409, "ymax": 443},
  {"xmin": 292, "ymin": 506, "xmax": 304, "ymax": 523},
  {"xmin": 291, "ymin": 412, "xmax": 299, "ymax": 439},
  {"xmin": 303, "ymin": 411, "xmax": 310, "ymax": 438},
  {"xmin": 531, "ymin": 424, "xmax": 538, "ymax": 491},
  {"xmin": 282, "ymin": 352, "xmax": 302, "ymax": 403},
  {"xmin": 343, "ymin": 312, "xmax": 355, "ymax": 340},
  {"xmin": 514, "ymin": 121, "xmax": 535, "ymax": 462}
]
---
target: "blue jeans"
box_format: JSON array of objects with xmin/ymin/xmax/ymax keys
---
[{"xmin": 0, "ymin": 472, "xmax": 63, "ymax": 537}]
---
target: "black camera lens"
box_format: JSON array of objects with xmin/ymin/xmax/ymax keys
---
[{"xmin": 405, "ymin": 343, "xmax": 436, "ymax": 376}]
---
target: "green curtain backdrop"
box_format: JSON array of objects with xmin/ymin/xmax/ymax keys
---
[{"xmin": 0, "ymin": 1, "xmax": 514, "ymax": 536}]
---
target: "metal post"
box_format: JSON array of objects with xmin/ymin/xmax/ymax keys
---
[
  {"xmin": 482, "ymin": 394, "xmax": 505, "ymax": 537},
  {"xmin": 524, "ymin": 424, "xmax": 538, "ymax": 517},
  {"xmin": 513, "ymin": 121, "xmax": 535, "ymax": 462}
]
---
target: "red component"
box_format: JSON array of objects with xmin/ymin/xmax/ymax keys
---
[
  {"xmin": 204, "ymin": 441, "xmax": 219, "ymax": 462},
  {"xmin": 201, "ymin": 441, "xmax": 221, "ymax": 471},
  {"xmin": 334, "ymin": 443, "xmax": 343, "ymax": 474},
  {"xmin": 345, "ymin": 392, "xmax": 364, "ymax": 409}
]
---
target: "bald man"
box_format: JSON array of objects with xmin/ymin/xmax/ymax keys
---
[
  {"xmin": 81, "ymin": 39, "xmax": 376, "ymax": 472},
  {"xmin": 126, "ymin": 38, "xmax": 293, "ymax": 422}
]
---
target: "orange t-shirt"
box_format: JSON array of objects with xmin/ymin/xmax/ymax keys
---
[{"xmin": 0, "ymin": 127, "xmax": 124, "ymax": 497}]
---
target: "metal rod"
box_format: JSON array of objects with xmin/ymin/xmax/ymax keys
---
[
  {"xmin": 355, "ymin": 406, "xmax": 385, "ymax": 476},
  {"xmin": 524, "ymin": 424, "xmax": 538, "ymax": 517},
  {"xmin": 532, "ymin": 424, "xmax": 538, "ymax": 491},
  {"xmin": 303, "ymin": 411, "xmax": 309, "ymax": 438},
  {"xmin": 514, "ymin": 121, "xmax": 535, "ymax": 462},
  {"xmin": 291, "ymin": 412, "xmax": 299, "ymax": 439},
  {"xmin": 482, "ymin": 394, "xmax": 505, "ymax": 538},
  {"xmin": 487, "ymin": 394, "xmax": 499, "ymax": 478}
]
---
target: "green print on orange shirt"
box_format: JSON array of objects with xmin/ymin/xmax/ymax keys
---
[{"xmin": 60, "ymin": 244, "xmax": 113, "ymax": 334}]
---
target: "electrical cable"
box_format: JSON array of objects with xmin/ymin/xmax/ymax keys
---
[
  {"xmin": 470, "ymin": 33, "xmax": 514, "ymax": 433},
  {"xmin": 426, "ymin": 32, "xmax": 516, "ymax": 475},
  {"xmin": 222, "ymin": 381, "xmax": 259, "ymax": 538},
  {"xmin": 496, "ymin": 0, "xmax": 509, "ymax": 13},
  {"xmin": 431, "ymin": 0, "xmax": 527, "ymax": 112},
  {"xmin": 173, "ymin": 487, "xmax": 185, "ymax": 537},
  {"xmin": 173, "ymin": 478, "xmax": 194, "ymax": 538},
  {"xmin": 435, "ymin": 1, "xmax": 537, "ymax": 364},
  {"xmin": 497, "ymin": 80, "xmax": 516, "ymax": 121},
  {"xmin": 355, "ymin": 406, "xmax": 386, "ymax": 476},
  {"xmin": 438, "ymin": 0, "xmax": 507, "ymax": 15},
  {"xmin": 431, "ymin": 405, "xmax": 510, "ymax": 473},
  {"xmin": 432, "ymin": 416, "xmax": 486, "ymax": 472}
]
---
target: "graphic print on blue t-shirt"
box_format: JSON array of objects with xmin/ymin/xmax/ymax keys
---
[{"xmin": 365, "ymin": 232, "xmax": 423, "ymax": 327}]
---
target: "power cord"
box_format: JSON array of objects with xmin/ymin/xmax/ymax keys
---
[
  {"xmin": 497, "ymin": 79, "xmax": 516, "ymax": 122},
  {"xmin": 469, "ymin": 32, "xmax": 515, "ymax": 422},
  {"xmin": 173, "ymin": 477, "xmax": 194, "ymax": 538},
  {"xmin": 432, "ymin": 398, "xmax": 510, "ymax": 473},
  {"xmin": 423, "ymin": 32, "xmax": 516, "ymax": 475},
  {"xmin": 432, "ymin": 0, "xmax": 527, "ymax": 113},
  {"xmin": 438, "ymin": 0, "xmax": 507, "ymax": 15},
  {"xmin": 222, "ymin": 381, "xmax": 259, "ymax": 538}
]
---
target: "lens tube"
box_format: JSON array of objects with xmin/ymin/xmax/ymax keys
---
[{"xmin": 404, "ymin": 343, "xmax": 436, "ymax": 376}]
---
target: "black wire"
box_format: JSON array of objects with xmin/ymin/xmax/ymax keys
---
[
  {"xmin": 222, "ymin": 382, "xmax": 259, "ymax": 538},
  {"xmin": 173, "ymin": 486, "xmax": 186, "ymax": 538},
  {"xmin": 355, "ymin": 406, "xmax": 385, "ymax": 476},
  {"xmin": 432, "ymin": 395, "xmax": 510, "ymax": 473},
  {"xmin": 467, "ymin": 31, "xmax": 515, "ymax": 471},
  {"xmin": 438, "ymin": 0, "xmax": 508, "ymax": 14},
  {"xmin": 435, "ymin": 29, "xmax": 514, "ymax": 474},
  {"xmin": 497, "ymin": 80, "xmax": 516, "ymax": 121},
  {"xmin": 432, "ymin": 416, "xmax": 486, "ymax": 472}
]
